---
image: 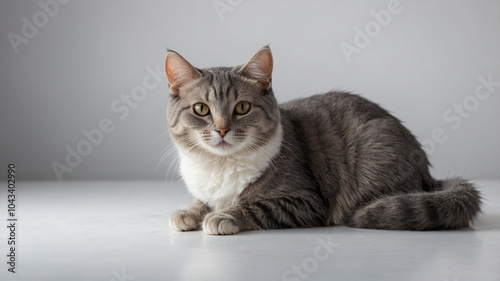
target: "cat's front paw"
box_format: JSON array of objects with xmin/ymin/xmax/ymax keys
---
[
  {"xmin": 169, "ymin": 210, "xmax": 201, "ymax": 231},
  {"xmin": 202, "ymin": 213, "xmax": 240, "ymax": 235}
]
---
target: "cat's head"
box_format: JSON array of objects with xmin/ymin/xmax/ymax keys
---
[{"xmin": 165, "ymin": 46, "xmax": 281, "ymax": 157}]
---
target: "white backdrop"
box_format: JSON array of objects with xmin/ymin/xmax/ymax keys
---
[{"xmin": 1, "ymin": 0, "xmax": 499, "ymax": 181}]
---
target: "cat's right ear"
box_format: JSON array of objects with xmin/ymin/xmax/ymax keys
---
[{"xmin": 165, "ymin": 51, "xmax": 198, "ymax": 95}]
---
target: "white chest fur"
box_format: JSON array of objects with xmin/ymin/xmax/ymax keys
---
[{"xmin": 178, "ymin": 127, "xmax": 282, "ymax": 211}]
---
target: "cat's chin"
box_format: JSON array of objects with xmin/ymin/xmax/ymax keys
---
[
  {"xmin": 199, "ymin": 139, "xmax": 254, "ymax": 157},
  {"xmin": 204, "ymin": 143, "xmax": 241, "ymax": 157}
]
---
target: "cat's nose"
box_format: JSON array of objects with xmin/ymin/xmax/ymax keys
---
[{"xmin": 216, "ymin": 128, "xmax": 230, "ymax": 137}]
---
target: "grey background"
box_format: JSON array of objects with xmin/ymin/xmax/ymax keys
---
[{"xmin": 0, "ymin": 0, "xmax": 499, "ymax": 181}]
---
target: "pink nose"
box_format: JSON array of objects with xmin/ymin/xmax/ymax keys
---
[{"xmin": 216, "ymin": 128, "xmax": 230, "ymax": 137}]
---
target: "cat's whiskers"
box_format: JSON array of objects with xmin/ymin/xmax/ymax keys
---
[
  {"xmin": 157, "ymin": 142, "xmax": 183, "ymax": 188},
  {"xmin": 161, "ymin": 139, "xmax": 202, "ymax": 188},
  {"xmin": 159, "ymin": 143, "xmax": 172, "ymax": 154},
  {"xmin": 158, "ymin": 142, "xmax": 177, "ymax": 160},
  {"xmin": 156, "ymin": 130, "xmax": 170, "ymax": 138},
  {"xmin": 185, "ymin": 141, "xmax": 207, "ymax": 160},
  {"xmin": 156, "ymin": 143, "xmax": 178, "ymax": 172},
  {"xmin": 164, "ymin": 153, "xmax": 180, "ymax": 189}
]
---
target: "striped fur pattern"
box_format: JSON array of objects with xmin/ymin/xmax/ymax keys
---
[{"xmin": 165, "ymin": 46, "xmax": 482, "ymax": 235}]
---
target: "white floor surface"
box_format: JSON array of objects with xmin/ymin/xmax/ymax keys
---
[{"xmin": 0, "ymin": 180, "xmax": 499, "ymax": 281}]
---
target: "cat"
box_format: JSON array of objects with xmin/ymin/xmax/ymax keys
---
[{"xmin": 165, "ymin": 46, "xmax": 481, "ymax": 235}]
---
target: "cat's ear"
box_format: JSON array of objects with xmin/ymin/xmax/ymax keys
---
[
  {"xmin": 239, "ymin": 46, "xmax": 273, "ymax": 90},
  {"xmin": 165, "ymin": 50, "xmax": 198, "ymax": 94}
]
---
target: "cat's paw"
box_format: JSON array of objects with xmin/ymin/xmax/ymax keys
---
[
  {"xmin": 169, "ymin": 210, "xmax": 201, "ymax": 231},
  {"xmin": 202, "ymin": 213, "xmax": 240, "ymax": 235}
]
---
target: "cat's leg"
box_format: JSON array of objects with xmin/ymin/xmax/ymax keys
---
[
  {"xmin": 203, "ymin": 199, "xmax": 326, "ymax": 235},
  {"xmin": 170, "ymin": 200, "xmax": 211, "ymax": 231},
  {"xmin": 203, "ymin": 212, "xmax": 241, "ymax": 235}
]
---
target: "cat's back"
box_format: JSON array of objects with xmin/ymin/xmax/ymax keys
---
[
  {"xmin": 279, "ymin": 91, "xmax": 391, "ymax": 123},
  {"xmin": 278, "ymin": 91, "xmax": 402, "ymax": 161},
  {"xmin": 278, "ymin": 91, "xmax": 419, "ymax": 158}
]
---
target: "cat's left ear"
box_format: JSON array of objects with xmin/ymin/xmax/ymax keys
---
[
  {"xmin": 165, "ymin": 50, "xmax": 199, "ymax": 94},
  {"xmin": 239, "ymin": 45, "xmax": 273, "ymax": 90}
]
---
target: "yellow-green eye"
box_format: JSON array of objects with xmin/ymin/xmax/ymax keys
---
[
  {"xmin": 234, "ymin": 101, "xmax": 251, "ymax": 115},
  {"xmin": 193, "ymin": 103, "xmax": 210, "ymax": 116}
]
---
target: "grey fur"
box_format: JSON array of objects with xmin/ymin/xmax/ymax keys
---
[{"xmin": 166, "ymin": 47, "xmax": 482, "ymax": 234}]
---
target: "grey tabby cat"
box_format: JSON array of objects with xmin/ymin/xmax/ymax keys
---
[{"xmin": 165, "ymin": 46, "xmax": 481, "ymax": 235}]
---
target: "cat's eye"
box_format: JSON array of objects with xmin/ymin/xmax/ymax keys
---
[
  {"xmin": 234, "ymin": 101, "xmax": 251, "ymax": 115},
  {"xmin": 193, "ymin": 103, "xmax": 210, "ymax": 116}
]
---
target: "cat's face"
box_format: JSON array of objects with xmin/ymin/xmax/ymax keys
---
[{"xmin": 165, "ymin": 47, "xmax": 280, "ymax": 157}]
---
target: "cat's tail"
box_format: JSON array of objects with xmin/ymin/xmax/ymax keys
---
[{"xmin": 347, "ymin": 178, "xmax": 482, "ymax": 230}]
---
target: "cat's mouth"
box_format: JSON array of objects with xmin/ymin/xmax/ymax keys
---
[
  {"xmin": 203, "ymin": 135, "xmax": 244, "ymax": 156},
  {"xmin": 216, "ymin": 140, "xmax": 232, "ymax": 148}
]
